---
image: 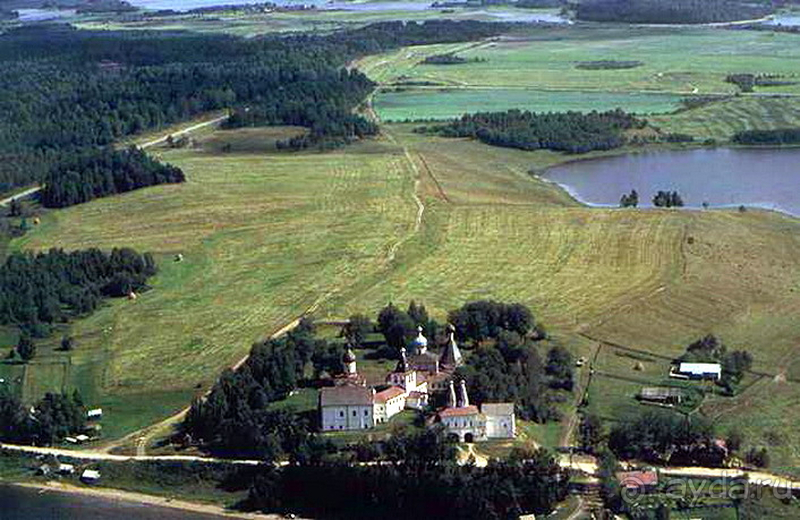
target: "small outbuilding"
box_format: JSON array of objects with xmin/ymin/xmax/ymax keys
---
[
  {"xmin": 58, "ymin": 463, "xmax": 75, "ymax": 475},
  {"xmin": 617, "ymin": 470, "xmax": 659, "ymax": 492},
  {"xmin": 81, "ymin": 469, "xmax": 101, "ymax": 483},
  {"xmin": 676, "ymin": 362, "xmax": 721, "ymax": 381},
  {"xmin": 638, "ymin": 386, "xmax": 684, "ymax": 405},
  {"xmin": 87, "ymin": 408, "xmax": 103, "ymax": 421}
]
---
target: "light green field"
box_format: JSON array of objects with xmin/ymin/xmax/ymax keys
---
[
  {"xmin": 358, "ymin": 25, "xmax": 800, "ymax": 126},
  {"xmin": 653, "ymin": 96, "xmax": 800, "ymax": 141},
  {"xmin": 377, "ymin": 88, "xmax": 682, "ymax": 121},
  {"xmin": 10, "ymin": 118, "xmax": 800, "ymax": 474},
  {"xmin": 12, "ymin": 129, "xmax": 419, "ymax": 436},
  {"xmin": 360, "ymin": 26, "xmax": 800, "ymax": 94}
]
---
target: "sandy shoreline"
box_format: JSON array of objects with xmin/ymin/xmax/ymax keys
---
[{"xmin": 10, "ymin": 481, "xmax": 293, "ymax": 519}]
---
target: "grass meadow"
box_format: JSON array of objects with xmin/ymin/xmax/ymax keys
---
[
  {"xmin": 359, "ymin": 25, "xmax": 800, "ymax": 138},
  {"xmin": 7, "ymin": 22, "xmax": 800, "ymax": 472}
]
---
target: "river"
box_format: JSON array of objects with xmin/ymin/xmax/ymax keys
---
[
  {"xmin": 0, "ymin": 484, "xmax": 227, "ymax": 520},
  {"xmin": 543, "ymin": 147, "xmax": 800, "ymax": 217}
]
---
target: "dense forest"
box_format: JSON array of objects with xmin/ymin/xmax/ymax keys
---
[
  {"xmin": 421, "ymin": 109, "xmax": 645, "ymax": 154},
  {"xmin": 243, "ymin": 449, "xmax": 569, "ymax": 519},
  {"xmin": 0, "ymin": 388, "xmax": 87, "ymax": 445},
  {"xmin": 0, "ymin": 21, "xmax": 512, "ymax": 194},
  {"xmin": 576, "ymin": 0, "xmax": 774, "ymax": 24},
  {"xmin": 733, "ymin": 127, "xmax": 800, "ymax": 145},
  {"xmin": 181, "ymin": 319, "xmax": 339, "ymax": 461},
  {"xmin": 41, "ymin": 147, "xmax": 184, "ymax": 208},
  {"xmin": 0, "ymin": 247, "xmax": 157, "ymax": 337}
]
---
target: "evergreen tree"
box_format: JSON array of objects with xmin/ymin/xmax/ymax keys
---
[{"xmin": 16, "ymin": 334, "xmax": 35, "ymax": 362}]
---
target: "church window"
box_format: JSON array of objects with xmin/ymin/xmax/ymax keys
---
[
  {"xmin": 339, "ymin": 411, "xmax": 344, "ymax": 417},
  {"xmin": 352, "ymin": 410, "xmax": 357, "ymax": 417}
]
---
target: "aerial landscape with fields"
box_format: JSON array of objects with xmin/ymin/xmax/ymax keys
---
[{"xmin": 1, "ymin": 0, "xmax": 800, "ymax": 518}]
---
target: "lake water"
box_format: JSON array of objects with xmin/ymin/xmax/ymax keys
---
[
  {"xmin": 767, "ymin": 13, "xmax": 800, "ymax": 26},
  {"xmin": 125, "ymin": 0, "xmax": 568, "ymax": 19},
  {"xmin": 543, "ymin": 148, "xmax": 800, "ymax": 216},
  {"xmin": 14, "ymin": 8, "xmax": 76, "ymax": 21},
  {"xmin": 0, "ymin": 484, "xmax": 227, "ymax": 520}
]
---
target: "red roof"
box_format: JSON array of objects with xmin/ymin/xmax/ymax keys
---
[
  {"xmin": 617, "ymin": 471, "xmax": 659, "ymax": 488},
  {"xmin": 439, "ymin": 405, "xmax": 480, "ymax": 418},
  {"xmin": 374, "ymin": 386, "xmax": 405, "ymax": 403}
]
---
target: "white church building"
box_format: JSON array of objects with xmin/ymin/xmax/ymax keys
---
[
  {"xmin": 319, "ymin": 326, "xmax": 515, "ymax": 439},
  {"xmin": 319, "ymin": 339, "xmax": 431, "ymax": 432},
  {"xmin": 438, "ymin": 380, "xmax": 515, "ymax": 442}
]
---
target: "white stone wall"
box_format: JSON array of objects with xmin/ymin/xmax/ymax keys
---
[
  {"xmin": 386, "ymin": 394, "xmax": 405, "ymax": 419},
  {"xmin": 321, "ymin": 404, "xmax": 374, "ymax": 431},
  {"xmin": 485, "ymin": 413, "xmax": 515, "ymax": 439},
  {"xmin": 442, "ymin": 415, "xmax": 486, "ymax": 442}
]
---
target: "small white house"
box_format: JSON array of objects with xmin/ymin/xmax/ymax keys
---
[
  {"xmin": 58, "ymin": 463, "xmax": 75, "ymax": 475},
  {"xmin": 64, "ymin": 436, "xmax": 78, "ymax": 444},
  {"xmin": 87, "ymin": 408, "xmax": 103, "ymax": 420},
  {"xmin": 81, "ymin": 469, "xmax": 101, "ymax": 483},
  {"xmin": 677, "ymin": 362, "xmax": 722, "ymax": 381},
  {"xmin": 75, "ymin": 434, "xmax": 90, "ymax": 444},
  {"xmin": 373, "ymin": 386, "xmax": 406, "ymax": 423}
]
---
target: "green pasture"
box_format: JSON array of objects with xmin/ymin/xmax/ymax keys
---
[
  {"xmin": 654, "ymin": 96, "xmax": 800, "ymax": 142},
  {"xmin": 8, "ymin": 113, "xmax": 800, "ymax": 472},
  {"xmin": 375, "ymin": 88, "xmax": 683, "ymax": 121},
  {"xmin": 360, "ymin": 25, "xmax": 800, "ymax": 132},
  {"xmin": 359, "ymin": 26, "xmax": 800, "ymax": 95}
]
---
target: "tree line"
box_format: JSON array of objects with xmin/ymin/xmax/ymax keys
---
[
  {"xmin": 41, "ymin": 147, "xmax": 184, "ymax": 208},
  {"xmin": 242, "ymin": 446, "xmax": 569, "ymax": 520},
  {"xmin": 419, "ymin": 109, "xmax": 646, "ymax": 154},
  {"xmin": 181, "ymin": 319, "xmax": 340, "ymax": 461},
  {"xmin": 733, "ymin": 128, "xmax": 800, "ymax": 145},
  {"xmin": 576, "ymin": 0, "xmax": 774, "ymax": 24},
  {"xmin": 0, "ymin": 21, "xmax": 513, "ymax": 195},
  {"xmin": 0, "ymin": 247, "xmax": 157, "ymax": 339}
]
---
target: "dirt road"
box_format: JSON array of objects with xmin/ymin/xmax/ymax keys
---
[
  {"xmin": 137, "ymin": 113, "xmax": 230, "ymax": 150},
  {"xmin": 0, "ymin": 186, "xmax": 42, "ymax": 207}
]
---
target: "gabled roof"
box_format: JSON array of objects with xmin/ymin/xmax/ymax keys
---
[
  {"xmin": 617, "ymin": 471, "xmax": 658, "ymax": 488},
  {"xmin": 439, "ymin": 405, "xmax": 480, "ymax": 418},
  {"xmin": 374, "ymin": 386, "xmax": 405, "ymax": 403},
  {"xmin": 320, "ymin": 386, "xmax": 373, "ymax": 407},
  {"xmin": 640, "ymin": 386, "xmax": 684, "ymax": 399},
  {"xmin": 481, "ymin": 403, "xmax": 514, "ymax": 417}
]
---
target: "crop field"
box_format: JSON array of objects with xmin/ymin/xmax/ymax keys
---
[
  {"xmin": 12, "ymin": 128, "xmax": 419, "ymax": 435},
  {"xmin": 377, "ymin": 88, "xmax": 682, "ymax": 121},
  {"xmin": 359, "ymin": 25, "xmax": 800, "ymax": 126},
  {"xmin": 10, "ymin": 115, "xmax": 800, "ymax": 473},
  {"xmin": 653, "ymin": 96, "xmax": 800, "ymax": 142}
]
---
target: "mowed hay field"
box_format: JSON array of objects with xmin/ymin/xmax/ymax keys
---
[
  {"xmin": 359, "ymin": 25, "xmax": 800, "ymax": 132},
  {"xmin": 13, "ymin": 130, "xmax": 419, "ymax": 436},
  {"xmin": 11, "ymin": 121, "xmax": 800, "ymax": 472},
  {"xmin": 324, "ymin": 126, "xmax": 800, "ymax": 474}
]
